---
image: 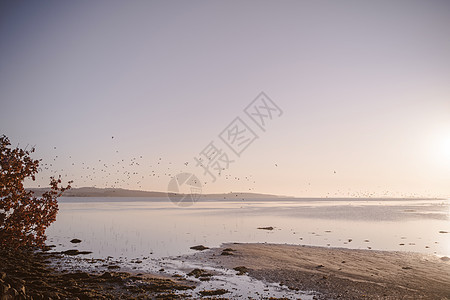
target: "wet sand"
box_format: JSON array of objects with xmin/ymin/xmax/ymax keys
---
[
  {"xmin": 2, "ymin": 244, "xmax": 449, "ymax": 299},
  {"xmin": 189, "ymin": 243, "xmax": 450, "ymax": 299}
]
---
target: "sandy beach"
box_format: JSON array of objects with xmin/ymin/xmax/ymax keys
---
[
  {"xmin": 1, "ymin": 243, "xmax": 450, "ymax": 299},
  {"xmin": 188, "ymin": 243, "xmax": 450, "ymax": 299}
]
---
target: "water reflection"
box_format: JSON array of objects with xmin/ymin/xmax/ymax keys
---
[{"xmin": 46, "ymin": 197, "xmax": 449, "ymax": 259}]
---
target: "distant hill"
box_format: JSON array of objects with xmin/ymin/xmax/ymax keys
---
[
  {"xmin": 28, "ymin": 187, "xmax": 168, "ymax": 197},
  {"xmin": 27, "ymin": 187, "xmax": 286, "ymax": 199}
]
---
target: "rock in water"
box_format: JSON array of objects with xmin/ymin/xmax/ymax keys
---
[
  {"xmin": 190, "ymin": 245, "xmax": 209, "ymax": 251},
  {"xmin": 257, "ymin": 226, "xmax": 274, "ymax": 230},
  {"xmin": 62, "ymin": 249, "xmax": 92, "ymax": 255}
]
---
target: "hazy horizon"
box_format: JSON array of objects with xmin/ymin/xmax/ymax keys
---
[
  {"xmin": 28, "ymin": 185, "xmax": 449, "ymax": 200},
  {"xmin": 1, "ymin": 1, "xmax": 449, "ymax": 198}
]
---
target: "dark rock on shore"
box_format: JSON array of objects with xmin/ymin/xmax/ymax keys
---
[
  {"xmin": 223, "ymin": 248, "xmax": 236, "ymax": 252},
  {"xmin": 221, "ymin": 248, "xmax": 236, "ymax": 256},
  {"xmin": 233, "ymin": 266, "xmax": 248, "ymax": 275},
  {"xmin": 190, "ymin": 245, "xmax": 209, "ymax": 251},
  {"xmin": 187, "ymin": 268, "xmax": 212, "ymax": 280}
]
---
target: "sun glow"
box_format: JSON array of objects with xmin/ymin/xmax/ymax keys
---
[
  {"xmin": 429, "ymin": 129, "xmax": 450, "ymax": 170},
  {"xmin": 439, "ymin": 134, "xmax": 450, "ymax": 165}
]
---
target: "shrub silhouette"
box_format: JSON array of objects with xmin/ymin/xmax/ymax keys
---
[{"xmin": 0, "ymin": 135, "xmax": 71, "ymax": 249}]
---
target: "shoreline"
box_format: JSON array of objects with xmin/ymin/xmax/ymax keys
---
[
  {"xmin": 0, "ymin": 248, "xmax": 196, "ymax": 299},
  {"xmin": 2, "ymin": 243, "xmax": 449, "ymax": 299},
  {"xmin": 186, "ymin": 243, "xmax": 450, "ymax": 299}
]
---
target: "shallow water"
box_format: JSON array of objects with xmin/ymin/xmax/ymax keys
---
[
  {"xmin": 47, "ymin": 197, "xmax": 450, "ymax": 258},
  {"xmin": 46, "ymin": 197, "xmax": 449, "ymax": 298}
]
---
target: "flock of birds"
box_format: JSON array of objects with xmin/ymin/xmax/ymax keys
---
[
  {"xmin": 32, "ymin": 136, "xmax": 434, "ymax": 198},
  {"xmin": 36, "ymin": 136, "xmax": 261, "ymax": 192}
]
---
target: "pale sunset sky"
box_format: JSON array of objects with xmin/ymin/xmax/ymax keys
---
[{"xmin": 1, "ymin": 1, "xmax": 449, "ymax": 198}]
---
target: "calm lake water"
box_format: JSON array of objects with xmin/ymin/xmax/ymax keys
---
[
  {"xmin": 45, "ymin": 197, "xmax": 449, "ymax": 299},
  {"xmin": 47, "ymin": 197, "xmax": 450, "ymax": 258}
]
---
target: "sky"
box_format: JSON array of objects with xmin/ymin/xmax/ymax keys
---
[{"xmin": 1, "ymin": 0, "xmax": 449, "ymax": 198}]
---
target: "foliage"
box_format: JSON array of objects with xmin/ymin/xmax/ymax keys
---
[{"xmin": 0, "ymin": 135, "xmax": 71, "ymax": 249}]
